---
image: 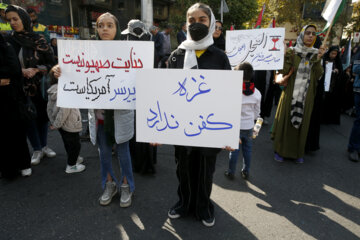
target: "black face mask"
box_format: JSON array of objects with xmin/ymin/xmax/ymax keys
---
[{"xmin": 188, "ymin": 23, "xmax": 209, "ymax": 41}]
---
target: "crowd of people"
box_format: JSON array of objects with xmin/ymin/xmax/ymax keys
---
[{"xmin": 0, "ymin": 2, "xmax": 359, "ymax": 228}]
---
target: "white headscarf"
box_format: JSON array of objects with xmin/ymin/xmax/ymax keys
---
[{"xmin": 178, "ymin": 7, "xmax": 216, "ymax": 69}]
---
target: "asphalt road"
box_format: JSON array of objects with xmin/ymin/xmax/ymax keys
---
[{"xmin": 1, "ymin": 113, "xmax": 360, "ymax": 240}]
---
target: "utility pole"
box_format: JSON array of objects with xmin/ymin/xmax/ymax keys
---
[
  {"xmin": 221, "ymin": 0, "xmax": 223, "ymax": 22},
  {"xmin": 141, "ymin": 0, "xmax": 153, "ymax": 30}
]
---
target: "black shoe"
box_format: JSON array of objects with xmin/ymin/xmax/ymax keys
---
[
  {"xmin": 168, "ymin": 209, "xmax": 181, "ymax": 219},
  {"xmin": 349, "ymin": 151, "xmax": 359, "ymax": 162},
  {"xmin": 241, "ymin": 170, "xmax": 249, "ymax": 180},
  {"xmin": 224, "ymin": 171, "xmax": 234, "ymax": 180},
  {"xmin": 202, "ymin": 217, "xmax": 215, "ymax": 227}
]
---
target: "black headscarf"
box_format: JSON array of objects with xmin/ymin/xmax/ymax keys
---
[
  {"xmin": 324, "ymin": 46, "xmax": 343, "ymax": 73},
  {"xmin": 5, "ymin": 5, "xmax": 49, "ymax": 53}
]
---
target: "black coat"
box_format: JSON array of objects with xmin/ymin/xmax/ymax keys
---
[
  {"xmin": 168, "ymin": 44, "xmax": 231, "ymax": 70},
  {"xmin": 0, "ymin": 37, "xmax": 31, "ymax": 177},
  {"xmin": 0, "ymin": 41, "xmax": 24, "ymax": 103},
  {"xmin": 321, "ymin": 53, "xmax": 345, "ymax": 124},
  {"xmin": 6, "ymin": 35, "xmax": 55, "ymax": 123},
  {"xmin": 168, "ymin": 44, "xmax": 231, "ymax": 156},
  {"xmin": 213, "ymin": 34, "xmax": 225, "ymax": 51},
  {"xmin": 176, "ymin": 31, "xmax": 186, "ymax": 45},
  {"xmin": 253, "ymin": 70, "xmax": 276, "ymax": 118}
]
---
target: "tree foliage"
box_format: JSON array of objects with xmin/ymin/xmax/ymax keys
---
[
  {"xmin": 346, "ymin": 1, "xmax": 360, "ymax": 34},
  {"xmin": 169, "ymin": 0, "xmax": 258, "ymax": 31},
  {"xmin": 254, "ymin": 0, "xmax": 324, "ymax": 33}
]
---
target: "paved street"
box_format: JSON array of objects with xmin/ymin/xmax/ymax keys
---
[{"xmin": 1, "ymin": 113, "xmax": 360, "ymax": 240}]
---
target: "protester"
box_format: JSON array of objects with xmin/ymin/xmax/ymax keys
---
[
  {"xmin": 50, "ymin": 38, "xmax": 58, "ymax": 62},
  {"xmin": 342, "ymin": 66, "xmax": 354, "ymax": 114},
  {"xmin": 271, "ymin": 24, "xmax": 325, "ymax": 163},
  {"xmin": 122, "ymin": 20, "xmax": 157, "ymax": 174},
  {"xmin": 0, "ymin": 33, "xmax": 32, "ymax": 178},
  {"xmin": 321, "ymin": 46, "xmax": 344, "ymax": 125},
  {"xmin": 54, "ymin": 13, "xmax": 135, "ymax": 207},
  {"xmin": 306, "ymin": 37, "xmax": 325, "ymax": 152},
  {"xmin": 351, "ymin": 45, "xmax": 360, "ymax": 64},
  {"xmin": 254, "ymin": 70, "xmax": 276, "ymax": 124},
  {"xmin": 213, "ymin": 20, "xmax": 225, "ymax": 51},
  {"xmin": 121, "ymin": 19, "xmax": 151, "ymax": 41},
  {"xmin": 149, "ymin": 25, "xmax": 163, "ymax": 68},
  {"xmin": 47, "ymin": 65, "xmax": 85, "ymax": 174},
  {"xmin": 26, "ymin": 8, "xmax": 50, "ymax": 43},
  {"xmin": 348, "ymin": 59, "xmax": 360, "ymax": 162},
  {"xmin": 167, "ymin": 3, "xmax": 231, "ymax": 227},
  {"xmin": 159, "ymin": 25, "xmax": 172, "ymax": 68},
  {"xmin": 5, "ymin": 5, "xmax": 56, "ymax": 166},
  {"xmin": 224, "ymin": 62, "xmax": 261, "ymax": 180},
  {"xmin": 176, "ymin": 22, "xmax": 186, "ymax": 45}
]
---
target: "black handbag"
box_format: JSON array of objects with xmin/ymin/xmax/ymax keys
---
[{"xmin": 18, "ymin": 96, "xmax": 37, "ymax": 122}]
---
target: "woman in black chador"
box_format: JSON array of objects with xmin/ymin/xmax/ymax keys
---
[
  {"xmin": 0, "ymin": 34, "xmax": 32, "ymax": 178},
  {"xmin": 5, "ymin": 5, "xmax": 56, "ymax": 166},
  {"xmin": 322, "ymin": 46, "xmax": 344, "ymax": 125},
  {"xmin": 166, "ymin": 3, "xmax": 231, "ymax": 227}
]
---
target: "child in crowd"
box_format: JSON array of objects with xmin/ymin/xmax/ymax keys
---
[
  {"xmin": 52, "ymin": 13, "xmax": 135, "ymax": 208},
  {"xmin": 225, "ymin": 62, "xmax": 261, "ymax": 180},
  {"xmin": 47, "ymin": 65, "xmax": 86, "ymax": 173}
]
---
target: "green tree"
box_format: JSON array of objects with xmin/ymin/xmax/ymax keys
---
[
  {"xmin": 253, "ymin": 0, "xmax": 324, "ymax": 33},
  {"xmin": 169, "ymin": 0, "xmax": 258, "ymax": 31},
  {"xmin": 346, "ymin": 1, "xmax": 360, "ymax": 34}
]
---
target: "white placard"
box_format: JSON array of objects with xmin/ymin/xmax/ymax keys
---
[
  {"xmin": 354, "ymin": 32, "xmax": 360, "ymax": 43},
  {"xmin": 226, "ymin": 28, "xmax": 285, "ymax": 70},
  {"xmin": 58, "ymin": 40, "xmax": 154, "ymax": 109},
  {"xmin": 136, "ymin": 69, "xmax": 243, "ymax": 149},
  {"xmin": 324, "ymin": 62, "xmax": 333, "ymax": 92}
]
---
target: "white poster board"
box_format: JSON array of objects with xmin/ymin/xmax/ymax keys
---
[
  {"xmin": 136, "ymin": 69, "xmax": 243, "ymax": 149},
  {"xmin": 324, "ymin": 62, "xmax": 333, "ymax": 92},
  {"xmin": 226, "ymin": 28, "xmax": 285, "ymax": 70},
  {"xmin": 354, "ymin": 32, "xmax": 360, "ymax": 43},
  {"xmin": 57, "ymin": 40, "xmax": 154, "ymax": 109}
]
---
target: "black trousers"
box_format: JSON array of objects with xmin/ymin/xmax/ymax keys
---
[
  {"xmin": 172, "ymin": 146, "xmax": 217, "ymax": 220},
  {"xmin": 58, "ymin": 129, "xmax": 81, "ymax": 166},
  {"xmin": 0, "ymin": 97, "xmax": 31, "ymax": 178},
  {"xmin": 130, "ymin": 113, "xmax": 157, "ymax": 174}
]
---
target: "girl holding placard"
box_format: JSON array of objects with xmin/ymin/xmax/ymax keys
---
[
  {"xmin": 53, "ymin": 13, "xmax": 135, "ymax": 208},
  {"xmin": 166, "ymin": 3, "xmax": 231, "ymax": 227}
]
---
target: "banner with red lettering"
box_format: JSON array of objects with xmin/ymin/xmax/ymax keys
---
[
  {"xmin": 57, "ymin": 40, "xmax": 154, "ymax": 109},
  {"xmin": 226, "ymin": 28, "xmax": 285, "ymax": 70}
]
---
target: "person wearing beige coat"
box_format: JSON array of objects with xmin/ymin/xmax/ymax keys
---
[{"xmin": 47, "ymin": 82, "xmax": 85, "ymax": 174}]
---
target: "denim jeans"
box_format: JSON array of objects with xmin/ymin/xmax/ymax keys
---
[
  {"xmin": 97, "ymin": 124, "xmax": 135, "ymax": 192},
  {"xmin": 348, "ymin": 92, "xmax": 360, "ymax": 152},
  {"xmin": 27, "ymin": 120, "xmax": 48, "ymax": 151},
  {"xmin": 228, "ymin": 129, "xmax": 253, "ymax": 174}
]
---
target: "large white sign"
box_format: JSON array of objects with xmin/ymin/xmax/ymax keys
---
[
  {"xmin": 226, "ymin": 28, "xmax": 285, "ymax": 70},
  {"xmin": 136, "ymin": 69, "xmax": 243, "ymax": 149},
  {"xmin": 324, "ymin": 62, "xmax": 333, "ymax": 92},
  {"xmin": 57, "ymin": 40, "xmax": 154, "ymax": 109}
]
